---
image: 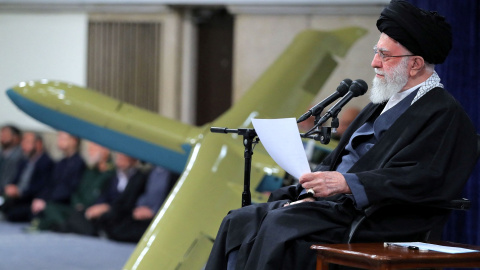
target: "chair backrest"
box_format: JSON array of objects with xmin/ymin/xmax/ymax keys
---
[
  {"xmin": 346, "ymin": 133, "xmax": 480, "ymax": 243},
  {"xmin": 425, "ymin": 134, "xmax": 480, "ymax": 241},
  {"xmin": 476, "ymin": 134, "xmax": 480, "ymax": 159}
]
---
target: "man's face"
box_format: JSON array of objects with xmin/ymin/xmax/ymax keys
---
[
  {"xmin": 336, "ymin": 108, "xmax": 360, "ymax": 137},
  {"xmin": 298, "ymin": 108, "xmax": 316, "ymax": 133},
  {"xmin": 1, "ymin": 127, "xmax": 14, "ymax": 149},
  {"xmin": 86, "ymin": 142, "xmax": 110, "ymax": 167},
  {"xmin": 115, "ymin": 153, "xmax": 137, "ymax": 171},
  {"xmin": 56, "ymin": 132, "xmax": 78, "ymax": 153},
  {"xmin": 370, "ymin": 33, "xmax": 412, "ymax": 104},
  {"xmin": 21, "ymin": 132, "xmax": 37, "ymax": 158}
]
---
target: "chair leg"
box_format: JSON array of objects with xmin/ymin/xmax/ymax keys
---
[{"xmin": 316, "ymin": 260, "xmax": 329, "ymax": 270}]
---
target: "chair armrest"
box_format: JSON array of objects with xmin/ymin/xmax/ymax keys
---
[
  {"xmin": 345, "ymin": 198, "xmax": 471, "ymax": 243},
  {"xmin": 439, "ymin": 198, "xmax": 471, "ymax": 210}
]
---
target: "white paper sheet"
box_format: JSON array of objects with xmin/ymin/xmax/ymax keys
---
[
  {"xmin": 252, "ymin": 118, "xmax": 311, "ymax": 179},
  {"xmin": 385, "ymin": 242, "xmax": 480, "ymax": 254}
]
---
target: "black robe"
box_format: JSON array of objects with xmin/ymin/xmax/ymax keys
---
[{"xmin": 205, "ymin": 87, "xmax": 478, "ymax": 270}]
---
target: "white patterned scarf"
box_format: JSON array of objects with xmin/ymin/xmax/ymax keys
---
[{"xmin": 411, "ymin": 70, "xmax": 443, "ymax": 104}]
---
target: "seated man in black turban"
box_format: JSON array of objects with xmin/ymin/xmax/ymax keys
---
[{"xmin": 205, "ymin": 1, "xmax": 477, "ymax": 270}]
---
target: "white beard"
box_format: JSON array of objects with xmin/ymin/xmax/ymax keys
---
[
  {"xmin": 370, "ymin": 57, "xmax": 410, "ymax": 104},
  {"xmin": 85, "ymin": 152, "xmax": 102, "ymax": 168}
]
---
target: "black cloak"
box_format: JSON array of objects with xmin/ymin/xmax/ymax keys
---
[{"xmin": 205, "ymin": 87, "xmax": 477, "ymax": 270}]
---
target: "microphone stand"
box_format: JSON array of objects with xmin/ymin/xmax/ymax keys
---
[
  {"xmin": 299, "ymin": 114, "xmax": 339, "ymax": 145},
  {"xmin": 300, "ymin": 126, "xmax": 331, "ymax": 144},
  {"xmin": 210, "ymin": 127, "xmax": 259, "ymax": 207}
]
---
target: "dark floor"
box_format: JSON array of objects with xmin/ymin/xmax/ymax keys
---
[{"xmin": 0, "ymin": 221, "xmax": 136, "ymax": 270}]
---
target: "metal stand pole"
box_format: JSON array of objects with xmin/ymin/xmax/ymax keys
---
[{"xmin": 210, "ymin": 127, "xmax": 258, "ymax": 207}]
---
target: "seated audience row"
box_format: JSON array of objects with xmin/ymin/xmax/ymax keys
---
[
  {"xmin": 0, "ymin": 125, "xmax": 23, "ymax": 192},
  {"xmin": 0, "ymin": 125, "xmax": 178, "ymax": 243}
]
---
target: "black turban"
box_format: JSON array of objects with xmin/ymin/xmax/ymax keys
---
[{"xmin": 376, "ymin": 0, "xmax": 452, "ymax": 64}]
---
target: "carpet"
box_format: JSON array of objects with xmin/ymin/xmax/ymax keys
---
[{"xmin": 0, "ymin": 221, "xmax": 137, "ymax": 270}]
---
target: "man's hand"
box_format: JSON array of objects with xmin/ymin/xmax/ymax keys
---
[
  {"xmin": 132, "ymin": 206, "xmax": 154, "ymax": 220},
  {"xmin": 31, "ymin": 198, "xmax": 46, "ymax": 214},
  {"xmin": 299, "ymin": 171, "xmax": 351, "ymax": 197},
  {"xmin": 4, "ymin": 184, "xmax": 20, "ymax": 198},
  {"xmin": 85, "ymin": 203, "xmax": 110, "ymax": 220}
]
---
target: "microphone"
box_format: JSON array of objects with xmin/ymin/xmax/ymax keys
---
[
  {"xmin": 296, "ymin": 79, "xmax": 352, "ymax": 123},
  {"xmin": 316, "ymin": 79, "xmax": 368, "ymax": 125}
]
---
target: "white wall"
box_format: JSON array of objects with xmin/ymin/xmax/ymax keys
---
[{"xmin": 0, "ymin": 13, "xmax": 88, "ymax": 131}]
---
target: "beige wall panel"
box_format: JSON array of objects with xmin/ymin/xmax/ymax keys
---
[
  {"xmin": 309, "ymin": 15, "xmax": 379, "ymax": 111},
  {"xmin": 158, "ymin": 12, "xmax": 183, "ymax": 119},
  {"xmin": 233, "ymin": 15, "xmax": 308, "ymax": 102},
  {"xmin": 233, "ymin": 14, "xmax": 380, "ymax": 115}
]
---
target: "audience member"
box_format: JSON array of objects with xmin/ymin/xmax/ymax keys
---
[
  {"xmin": 37, "ymin": 141, "xmax": 115, "ymax": 230},
  {"xmin": 0, "ymin": 125, "xmax": 23, "ymax": 193},
  {"xmin": 30, "ymin": 131, "xmax": 86, "ymax": 219},
  {"xmin": 297, "ymin": 106, "xmax": 316, "ymax": 134},
  {"xmin": 98, "ymin": 166, "xmax": 178, "ymax": 242},
  {"xmin": 61, "ymin": 153, "xmax": 147, "ymax": 236},
  {"xmin": 331, "ymin": 107, "xmax": 361, "ymax": 140},
  {"xmin": 1, "ymin": 132, "xmax": 54, "ymax": 222}
]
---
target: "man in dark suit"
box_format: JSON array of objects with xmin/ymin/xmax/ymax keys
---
[
  {"xmin": 61, "ymin": 152, "xmax": 148, "ymax": 236},
  {"xmin": 36, "ymin": 141, "xmax": 115, "ymax": 231},
  {"xmin": 98, "ymin": 165, "xmax": 178, "ymax": 242},
  {"xmin": 2, "ymin": 132, "xmax": 54, "ymax": 221},
  {"xmin": 31, "ymin": 131, "xmax": 85, "ymax": 218},
  {"xmin": 0, "ymin": 125, "xmax": 23, "ymax": 193}
]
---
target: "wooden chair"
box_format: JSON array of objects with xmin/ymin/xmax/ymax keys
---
[
  {"xmin": 313, "ymin": 134, "xmax": 480, "ymax": 269},
  {"xmin": 345, "ymin": 198, "xmax": 471, "ymax": 244},
  {"xmin": 346, "ymin": 134, "xmax": 480, "ymax": 244},
  {"xmin": 311, "ymin": 241, "xmax": 480, "ymax": 270}
]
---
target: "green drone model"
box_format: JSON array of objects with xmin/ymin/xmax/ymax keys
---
[{"xmin": 6, "ymin": 27, "xmax": 366, "ymax": 269}]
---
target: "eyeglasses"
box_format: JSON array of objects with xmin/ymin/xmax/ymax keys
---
[{"xmin": 373, "ymin": 47, "xmax": 415, "ymax": 61}]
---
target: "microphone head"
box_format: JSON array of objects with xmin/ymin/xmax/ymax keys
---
[
  {"xmin": 336, "ymin": 78, "xmax": 352, "ymax": 96},
  {"xmin": 349, "ymin": 79, "xmax": 368, "ymax": 97}
]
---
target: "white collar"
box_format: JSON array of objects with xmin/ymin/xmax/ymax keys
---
[{"xmin": 381, "ymin": 71, "xmax": 443, "ymax": 114}]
